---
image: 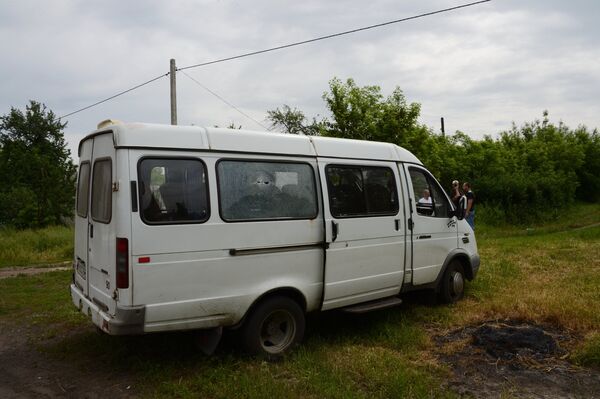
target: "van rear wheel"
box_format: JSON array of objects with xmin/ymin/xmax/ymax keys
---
[
  {"xmin": 438, "ymin": 261, "xmax": 465, "ymax": 304},
  {"xmin": 240, "ymin": 296, "xmax": 305, "ymax": 359}
]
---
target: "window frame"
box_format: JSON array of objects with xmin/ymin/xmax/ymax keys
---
[
  {"xmin": 215, "ymin": 158, "xmax": 319, "ymax": 223},
  {"xmin": 325, "ymin": 164, "xmax": 400, "ymax": 219},
  {"xmin": 136, "ymin": 156, "xmax": 211, "ymax": 226},
  {"xmin": 90, "ymin": 157, "xmax": 113, "ymax": 224},
  {"xmin": 408, "ymin": 166, "xmax": 452, "ymax": 219},
  {"xmin": 76, "ymin": 161, "xmax": 91, "ymax": 218}
]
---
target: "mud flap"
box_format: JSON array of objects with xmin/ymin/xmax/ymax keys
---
[{"xmin": 194, "ymin": 327, "xmax": 223, "ymax": 355}]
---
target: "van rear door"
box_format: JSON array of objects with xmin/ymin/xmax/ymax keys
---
[
  {"xmin": 74, "ymin": 140, "xmax": 93, "ymax": 296},
  {"xmin": 87, "ymin": 133, "xmax": 117, "ymax": 315}
]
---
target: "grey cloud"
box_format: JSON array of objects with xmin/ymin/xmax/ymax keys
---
[{"xmin": 0, "ymin": 0, "xmax": 598, "ymax": 161}]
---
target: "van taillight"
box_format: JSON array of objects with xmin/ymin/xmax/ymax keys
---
[{"xmin": 116, "ymin": 237, "xmax": 129, "ymax": 289}]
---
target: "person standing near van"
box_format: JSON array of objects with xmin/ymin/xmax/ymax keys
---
[
  {"xmin": 451, "ymin": 180, "xmax": 461, "ymax": 208},
  {"xmin": 463, "ymin": 182, "xmax": 475, "ymax": 229},
  {"xmin": 451, "ymin": 180, "xmax": 467, "ymax": 219}
]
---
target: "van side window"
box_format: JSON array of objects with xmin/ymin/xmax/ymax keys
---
[
  {"xmin": 138, "ymin": 158, "xmax": 209, "ymax": 224},
  {"xmin": 91, "ymin": 159, "xmax": 112, "ymax": 223},
  {"xmin": 409, "ymin": 168, "xmax": 449, "ymax": 218},
  {"xmin": 76, "ymin": 162, "xmax": 90, "ymax": 218},
  {"xmin": 326, "ymin": 165, "xmax": 398, "ymax": 218},
  {"xmin": 217, "ymin": 160, "xmax": 317, "ymax": 221}
]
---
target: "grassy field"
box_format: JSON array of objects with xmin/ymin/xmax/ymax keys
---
[
  {"xmin": 0, "ymin": 225, "xmax": 73, "ymax": 268},
  {"xmin": 0, "ymin": 203, "xmax": 599, "ymax": 397}
]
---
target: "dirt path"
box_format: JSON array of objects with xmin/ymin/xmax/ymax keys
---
[
  {"xmin": 0, "ymin": 324, "xmax": 136, "ymax": 398},
  {"xmin": 0, "ymin": 263, "xmax": 70, "ymax": 280}
]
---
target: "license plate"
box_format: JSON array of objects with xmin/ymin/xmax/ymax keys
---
[{"xmin": 76, "ymin": 259, "xmax": 86, "ymax": 279}]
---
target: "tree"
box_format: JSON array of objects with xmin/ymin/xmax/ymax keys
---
[
  {"xmin": 266, "ymin": 78, "xmax": 600, "ymax": 223},
  {"xmin": 321, "ymin": 78, "xmax": 422, "ymax": 144},
  {"xmin": 267, "ymin": 105, "xmax": 323, "ymax": 135},
  {"xmin": 0, "ymin": 101, "xmax": 76, "ymax": 228}
]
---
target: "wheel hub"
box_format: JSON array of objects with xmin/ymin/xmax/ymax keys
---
[
  {"xmin": 451, "ymin": 271, "xmax": 464, "ymax": 297},
  {"xmin": 260, "ymin": 309, "xmax": 296, "ymax": 354}
]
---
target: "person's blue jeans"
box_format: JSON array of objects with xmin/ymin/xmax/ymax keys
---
[{"xmin": 466, "ymin": 210, "xmax": 475, "ymax": 230}]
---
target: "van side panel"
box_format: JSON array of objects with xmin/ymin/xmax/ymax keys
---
[{"xmin": 129, "ymin": 151, "xmax": 324, "ymax": 332}]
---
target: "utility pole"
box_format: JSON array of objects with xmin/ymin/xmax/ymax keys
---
[
  {"xmin": 170, "ymin": 59, "xmax": 177, "ymax": 125},
  {"xmin": 440, "ymin": 117, "xmax": 445, "ymax": 137}
]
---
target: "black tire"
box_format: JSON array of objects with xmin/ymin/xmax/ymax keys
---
[
  {"xmin": 438, "ymin": 261, "xmax": 465, "ymax": 304},
  {"xmin": 240, "ymin": 296, "xmax": 305, "ymax": 359}
]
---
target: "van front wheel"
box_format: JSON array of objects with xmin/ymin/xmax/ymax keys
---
[
  {"xmin": 438, "ymin": 261, "xmax": 465, "ymax": 304},
  {"xmin": 240, "ymin": 296, "xmax": 305, "ymax": 359}
]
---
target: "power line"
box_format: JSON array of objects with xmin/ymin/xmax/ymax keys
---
[
  {"xmin": 57, "ymin": 0, "xmax": 490, "ymax": 120},
  {"xmin": 59, "ymin": 72, "xmax": 169, "ymax": 119},
  {"xmin": 180, "ymin": 70, "xmax": 270, "ymax": 130},
  {"xmin": 178, "ymin": 0, "xmax": 491, "ymax": 71}
]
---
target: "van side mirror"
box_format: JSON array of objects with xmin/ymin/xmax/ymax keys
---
[{"xmin": 448, "ymin": 208, "xmax": 464, "ymax": 220}]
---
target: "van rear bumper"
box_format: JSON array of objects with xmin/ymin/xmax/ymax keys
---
[{"xmin": 70, "ymin": 284, "xmax": 145, "ymax": 335}]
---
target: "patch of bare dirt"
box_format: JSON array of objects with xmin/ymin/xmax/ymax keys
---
[
  {"xmin": 436, "ymin": 320, "xmax": 600, "ymax": 398},
  {"xmin": 0, "ymin": 324, "xmax": 136, "ymax": 398},
  {"xmin": 0, "ymin": 263, "xmax": 70, "ymax": 280}
]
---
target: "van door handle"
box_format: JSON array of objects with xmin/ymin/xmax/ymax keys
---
[
  {"xmin": 332, "ymin": 221, "xmax": 339, "ymax": 242},
  {"xmin": 89, "ymin": 224, "xmax": 94, "ymax": 238},
  {"xmin": 417, "ymin": 235, "xmax": 431, "ymax": 239},
  {"xmin": 394, "ymin": 219, "xmax": 400, "ymax": 231}
]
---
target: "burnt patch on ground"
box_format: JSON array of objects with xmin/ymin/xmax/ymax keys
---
[{"xmin": 436, "ymin": 320, "xmax": 600, "ymax": 398}]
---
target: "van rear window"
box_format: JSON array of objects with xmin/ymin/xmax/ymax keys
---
[
  {"xmin": 217, "ymin": 160, "xmax": 317, "ymax": 221},
  {"xmin": 138, "ymin": 158, "xmax": 209, "ymax": 224},
  {"xmin": 91, "ymin": 159, "xmax": 112, "ymax": 223},
  {"xmin": 76, "ymin": 162, "xmax": 90, "ymax": 218}
]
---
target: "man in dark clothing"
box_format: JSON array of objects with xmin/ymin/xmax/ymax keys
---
[{"xmin": 463, "ymin": 182, "xmax": 475, "ymax": 229}]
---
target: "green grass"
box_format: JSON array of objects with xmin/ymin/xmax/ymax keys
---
[
  {"xmin": 1, "ymin": 203, "xmax": 599, "ymax": 397},
  {"xmin": 0, "ymin": 270, "xmax": 84, "ymax": 330},
  {"xmin": 573, "ymin": 333, "xmax": 600, "ymax": 368},
  {"xmin": 0, "ymin": 225, "xmax": 73, "ymax": 268},
  {"xmin": 475, "ymin": 201, "xmax": 600, "ymax": 240}
]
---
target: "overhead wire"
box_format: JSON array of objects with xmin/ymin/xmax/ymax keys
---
[
  {"xmin": 180, "ymin": 70, "xmax": 270, "ymax": 130},
  {"xmin": 58, "ymin": 0, "xmax": 491, "ymax": 120},
  {"xmin": 59, "ymin": 72, "xmax": 169, "ymax": 119},
  {"xmin": 177, "ymin": 0, "xmax": 491, "ymax": 71}
]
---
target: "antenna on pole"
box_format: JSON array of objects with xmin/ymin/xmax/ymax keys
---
[{"xmin": 170, "ymin": 59, "xmax": 178, "ymax": 125}]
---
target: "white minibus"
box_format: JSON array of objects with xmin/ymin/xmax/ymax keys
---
[{"xmin": 70, "ymin": 121, "xmax": 479, "ymax": 357}]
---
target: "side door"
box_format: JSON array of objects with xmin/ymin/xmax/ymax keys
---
[
  {"xmin": 88, "ymin": 133, "xmax": 117, "ymax": 315},
  {"xmin": 404, "ymin": 165, "xmax": 458, "ymax": 286},
  {"xmin": 73, "ymin": 140, "xmax": 92, "ymax": 296},
  {"xmin": 319, "ymin": 159, "xmax": 406, "ymax": 310}
]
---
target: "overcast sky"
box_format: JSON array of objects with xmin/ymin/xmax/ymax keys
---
[{"xmin": 1, "ymin": 0, "xmax": 599, "ymax": 161}]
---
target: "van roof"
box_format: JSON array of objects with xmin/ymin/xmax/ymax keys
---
[{"xmin": 81, "ymin": 122, "xmax": 422, "ymax": 164}]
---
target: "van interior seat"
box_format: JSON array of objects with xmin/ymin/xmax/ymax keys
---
[
  {"xmin": 160, "ymin": 169, "xmax": 187, "ymax": 217},
  {"xmin": 365, "ymin": 183, "xmax": 392, "ymax": 213},
  {"xmin": 184, "ymin": 171, "xmax": 207, "ymax": 218}
]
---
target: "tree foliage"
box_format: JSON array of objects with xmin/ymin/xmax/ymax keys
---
[
  {"xmin": 0, "ymin": 101, "xmax": 76, "ymax": 228},
  {"xmin": 267, "ymin": 78, "xmax": 600, "ymax": 223},
  {"xmin": 267, "ymin": 105, "xmax": 322, "ymax": 136}
]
